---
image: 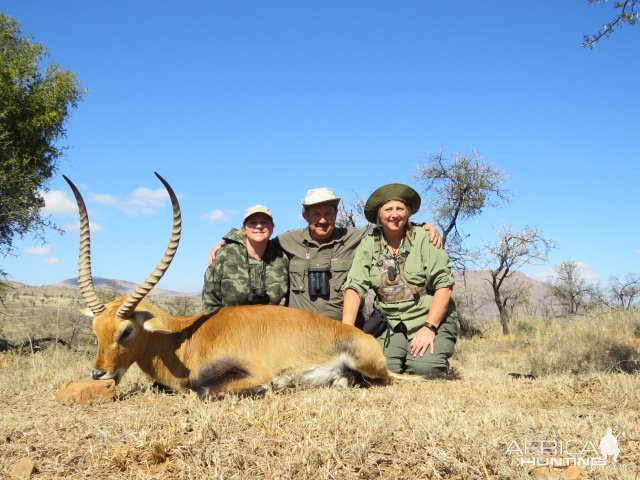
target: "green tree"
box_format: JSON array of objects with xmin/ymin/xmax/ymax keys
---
[
  {"xmin": 584, "ymin": 0, "xmax": 639, "ymax": 48},
  {"xmin": 0, "ymin": 13, "xmax": 83, "ymax": 278}
]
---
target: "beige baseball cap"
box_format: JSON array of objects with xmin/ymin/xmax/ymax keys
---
[
  {"xmin": 301, "ymin": 187, "xmax": 341, "ymax": 207},
  {"xmin": 243, "ymin": 205, "xmax": 273, "ymax": 222}
]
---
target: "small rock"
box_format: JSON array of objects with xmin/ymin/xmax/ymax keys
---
[
  {"xmin": 9, "ymin": 457, "xmax": 35, "ymax": 479},
  {"xmin": 531, "ymin": 465, "xmax": 587, "ymax": 479},
  {"xmin": 56, "ymin": 379, "xmax": 116, "ymax": 405},
  {"xmin": 563, "ymin": 465, "xmax": 587, "ymax": 480}
]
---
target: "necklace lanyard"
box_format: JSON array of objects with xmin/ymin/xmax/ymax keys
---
[
  {"xmin": 245, "ymin": 248, "xmax": 267, "ymax": 292},
  {"xmin": 376, "ymin": 232, "xmax": 407, "ymax": 268}
]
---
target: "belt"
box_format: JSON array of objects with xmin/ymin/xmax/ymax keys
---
[{"xmin": 376, "ymin": 283, "xmax": 430, "ymax": 304}]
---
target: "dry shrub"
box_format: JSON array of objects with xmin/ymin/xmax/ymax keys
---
[
  {"xmin": 454, "ymin": 310, "xmax": 640, "ymax": 377},
  {"xmin": 526, "ymin": 311, "xmax": 640, "ymax": 375}
]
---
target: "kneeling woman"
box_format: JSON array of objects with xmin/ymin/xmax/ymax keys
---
[{"xmin": 341, "ymin": 184, "xmax": 458, "ymax": 378}]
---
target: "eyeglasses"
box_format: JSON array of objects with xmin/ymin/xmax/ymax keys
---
[{"xmin": 245, "ymin": 220, "xmax": 273, "ymax": 228}]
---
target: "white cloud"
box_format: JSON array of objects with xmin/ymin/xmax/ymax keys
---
[
  {"xmin": 57, "ymin": 184, "xmax": 176, "ymax": 217},
  {"xmin": 41, "ymin": 190, "xmax": 77, "ymax": 215},
  {"xmin": 24, "ymin": 245, "xmax": 51, "ymax": 255},
  {"xmin": 89, "ymin": 193, "xmax": 119, "ymax": 206},
  {"xmin": 129, "ymin": 187, "xmax": 168, "ymax": 206},
  {"xmin": 122, "ymin": 187, "xmax": 170, "ymax": 215},
  {"xmin": 63, "ymin": 222, "xmax": 104, "ymax": 233},
  {"xmin": 44, "ymin": 257, "xmax": 59, "ymax": 265},
  {"xmin": 531, "ymin": 267, "xmax": 556, "ymax": 282},
  {"xmin": 203, "ymin": 209, "xmax": 232, "ymax": 222},
  {"xmin": 574, "ymin": 262, "xmax": 601, "ymax": 282},
  {"xmin": 77, "ymin": 184, "xmax": 179, "ymax": 216}
]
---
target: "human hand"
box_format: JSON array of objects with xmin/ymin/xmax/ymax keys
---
[
  {"xmin": 423, "ymin": 223, "xmax": 442, "ymax": 249},
  {"xmin": 410, "ymin": 326, "xmax": 436, "ymax": 357},
  {"xmin": 207, "ymin": 241, "xmax": 226, "ymax": 266}
]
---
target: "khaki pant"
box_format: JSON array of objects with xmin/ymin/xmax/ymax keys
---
[{"xmin": 377, "ymin": 312, "xmax": 458, "ymax": 378}]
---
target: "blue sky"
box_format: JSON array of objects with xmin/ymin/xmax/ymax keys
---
[{"xmin": 2, "ymin": 1, "xmax": 639, "ymax": 293}]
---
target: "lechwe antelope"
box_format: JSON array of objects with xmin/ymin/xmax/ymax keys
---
[{"xmin": 64, "ymin": 173, "xmax": 391, "ymax": 398}]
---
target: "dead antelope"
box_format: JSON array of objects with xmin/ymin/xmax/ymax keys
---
[{"xmin": 64, "ymin": 173, "xmax": 391, "ymax": 398}]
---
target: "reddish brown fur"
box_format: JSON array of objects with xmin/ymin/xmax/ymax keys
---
[{"xmin": 87, "ymin": 296, "xmax": 391, "ymax": 397}]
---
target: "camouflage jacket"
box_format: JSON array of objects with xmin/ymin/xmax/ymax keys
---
[{"xmin": 202, "ymin": 229, "xmax": 289, "ymax": 314}]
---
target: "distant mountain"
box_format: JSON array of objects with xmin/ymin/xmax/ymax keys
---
[
  {"xmin": 15, "ymin": 270, "xmax": 555, "ymax": 319},
  {"xmin": 452, "ymin": 270, "xmax": 558, "ymax": 320},
  {"xmin": 56, "ymin": 277, "xmax": 200, "ymax": 299}
]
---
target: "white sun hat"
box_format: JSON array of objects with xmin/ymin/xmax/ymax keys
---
[{"xmin": 301, "ymin": 188, "xmax": 341, "ymax": 207}]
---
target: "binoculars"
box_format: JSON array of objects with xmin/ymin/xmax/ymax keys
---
[
  {"xmin": 308, "ymin": 266, "xmax": 330, "ymax": 297},
  {"xmin": 247, "ymin": 288, "xmax": 270, "ymax": 305}
]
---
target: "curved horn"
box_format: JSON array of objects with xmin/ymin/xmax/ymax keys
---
[
  {"xmin": 63, "ymin": 175, "xmax": 106, "ymax": 316},
  {"xmin": 117, "ymin": 172, "xmax": 182, "ymax": 319}
]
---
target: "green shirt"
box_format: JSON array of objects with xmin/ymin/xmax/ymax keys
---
[
  {"xmin": 276, "ymin": 227, "xmax": 368, "ymax": 320},
  {"xmin": 202, "ymin": 230, "xmax": 289, "ymax": 314},
  {"xmin": 342, "ymin": 226, "xmax": 455, "ymax": 338}
]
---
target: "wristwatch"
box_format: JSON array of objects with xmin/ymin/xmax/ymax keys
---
[{"xmin": 423, "ymin": 321, "xmax": 439, "ymax": 333}]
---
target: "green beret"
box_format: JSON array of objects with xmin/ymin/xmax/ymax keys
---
[{"xmin": 364, "ymin": 183, "xmax": 421, "ymax": 223}]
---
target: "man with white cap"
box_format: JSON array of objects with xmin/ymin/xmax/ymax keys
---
[
  {"xmin": 209, "ymin": 188, "xmax": 440, "ymax": 323},
  {"xmin": 275, "ymin": 188, "xmax": 364, "ymax": 321},
  {"xmin": 202, "ymin": 205, "xmax": 289, "ymax": 314}
]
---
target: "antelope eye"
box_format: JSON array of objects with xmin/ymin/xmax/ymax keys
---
[{"xmin": 118, "ymin": 326, "xmax": 134, "ymax": 343}]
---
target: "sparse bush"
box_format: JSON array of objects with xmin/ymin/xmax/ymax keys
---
[
  {"xmin": 513, "ymin": 318, "xmax": 536, "ymax": 335},
  {"xmin": 631, "ymin": 315, "xmax": 640, "ymax": 337},
  {"xmin": 97, "ymin": 280, "xmax": 121, "ymax": 304},
  {"xmin": 162, "ymin": 296, "xmax": 200, "ymax": 316},
  {"xmin": 526, "ymin": 313, "xmax": 640, "ymax": 375},
  {"xmin": 452, "ymin": 291, "xmax": 484, "ymax": 338}
]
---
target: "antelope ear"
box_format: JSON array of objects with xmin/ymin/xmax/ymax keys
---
[
  {"xmin": 134, "ymin": 310, "xmax": 172, "ymax": 334},
  {"xmin": 80, "ymin": 308, "xmax": 94, "ymax": 318}
]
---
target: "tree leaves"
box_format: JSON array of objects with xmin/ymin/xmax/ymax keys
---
[{"xmin": 0, "ymin": 14, "xmax": 83, "ymax": 266}]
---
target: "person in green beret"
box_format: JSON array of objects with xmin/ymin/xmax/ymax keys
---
[{"xmin": 341, "ymin": 183, "xmax": 458, "ymax": 378}]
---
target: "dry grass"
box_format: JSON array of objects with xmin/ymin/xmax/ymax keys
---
[{"xmin": 1, "ymin": 310, "xmax": 639, "ymax": 479}]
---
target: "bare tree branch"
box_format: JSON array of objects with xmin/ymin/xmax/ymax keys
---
[
  {"xmin": 481, "ymin": 225, "xmax": 555, "ymax": 334},
  {"xmin": 547, "ymin": 261, "xmax": 593, "ymax": 315},
  {"xmin": 608, "ymin": 272, "xmax": 640, "ymax": 309},
  {"xmin": 583, "ymin": 0, "xmax": 639, "ymax": 48},
  {"xmin": 414, "ymin": 150, "xmax": 511, "ymax": 271}
]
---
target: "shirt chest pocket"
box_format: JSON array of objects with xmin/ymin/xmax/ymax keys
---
[
  {"xmin": 401, "ymin": 250, "xmax": 426, "ymax": 286},
  {"xmin": 329, "ymin": 259, "xmax": 352, "ymax": 292},
  {"xmin": 289, "ymin": 258, "xmax": 306, "ymax": 293}
]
